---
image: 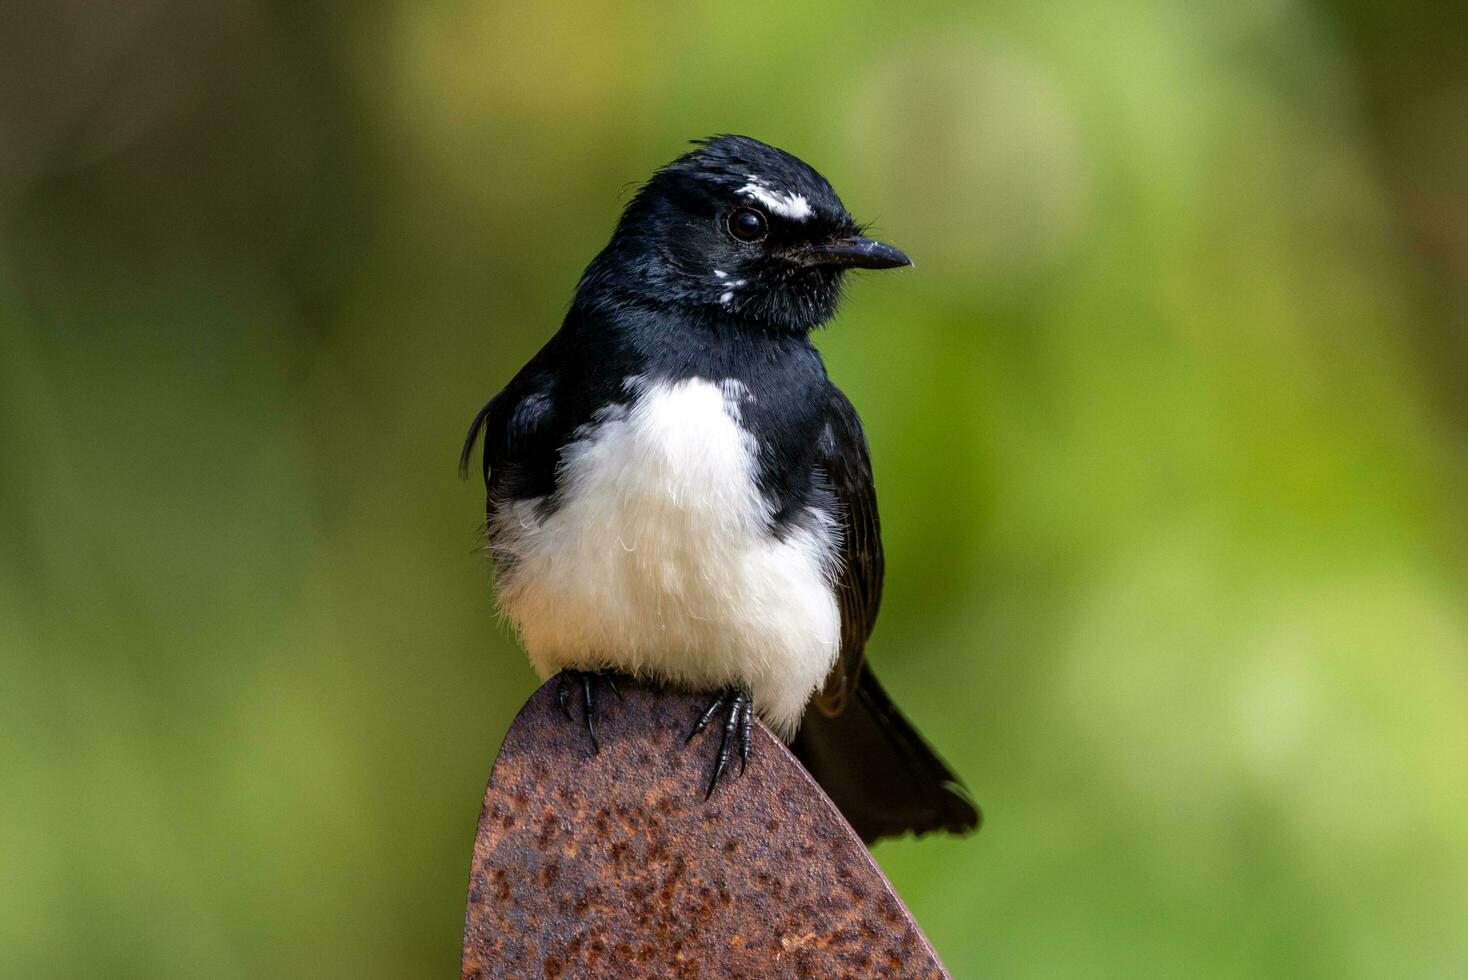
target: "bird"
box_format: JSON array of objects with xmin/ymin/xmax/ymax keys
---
[{"xmin": 461, "ymin": 135, "xmax": 979, "ymax": 842}]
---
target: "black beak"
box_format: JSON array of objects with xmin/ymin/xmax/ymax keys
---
[{"xmin": 796, "ymin": 236, "xmax": 912, "ymax": 270}]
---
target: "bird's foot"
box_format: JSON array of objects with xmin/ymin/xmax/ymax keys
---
[
  {"xmin": 684, "ymin": 687, "xmax": 754, "ymax": 798},
  {"xmin": 555, "ymin": 669, "xmax": 624, "ymax": 753}
]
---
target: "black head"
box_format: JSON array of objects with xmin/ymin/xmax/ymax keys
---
[{"xmin": 576, "ymin": 135, "xmax": 910, "ymax": 332}]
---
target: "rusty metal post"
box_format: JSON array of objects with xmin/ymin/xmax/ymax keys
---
[{"xmin": 462, "ymin": 678, "xmax": 952, "ymax": 978}]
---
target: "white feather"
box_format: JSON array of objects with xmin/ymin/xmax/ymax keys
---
[
  {"xmin": 490, "ymin": 377, "xmax": 840, "ymax": 738},
  {"xmin": 737, "ymin": 177, "xmax": 813, "ymax": 221}
]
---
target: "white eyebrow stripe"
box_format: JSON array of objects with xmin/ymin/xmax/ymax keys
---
[{"xmin": 737, "ymin": 179, "xmax": 813, "ymax": 221}]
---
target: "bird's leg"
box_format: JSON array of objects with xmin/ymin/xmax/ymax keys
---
[
  {"xmin": 684, "ymin": 687, "xmax": 754, "ymax": 797},
  {"xmin": 736, "ymin": 697, "xmax": 753, "ymax": 776},
  {"xmin": 555, "ymin": 669, "xmax": 621, "ymax": 752}
]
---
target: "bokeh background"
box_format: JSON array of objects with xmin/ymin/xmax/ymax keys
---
[{"xmin": 4, "ymin": 0, "xmax": 1468, "ymax": 976}]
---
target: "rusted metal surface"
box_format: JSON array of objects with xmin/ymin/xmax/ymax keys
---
[{"xmin": 462, "ymin": 677, "xmax": 951, "ymax": 979}]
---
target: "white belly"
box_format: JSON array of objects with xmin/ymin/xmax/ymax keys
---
[{"xmin": 490, "ymin": 376, "xmax": 840, "ymax": 738}]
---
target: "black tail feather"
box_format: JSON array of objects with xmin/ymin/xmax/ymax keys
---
[{"xmin": 791, "ymin": 668, "xmax": 980, "ymax": 844}]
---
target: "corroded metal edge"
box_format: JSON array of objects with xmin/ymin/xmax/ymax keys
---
[{"xmin": 462, "ymin": 678, "xmax": 950, "ymax": 978}]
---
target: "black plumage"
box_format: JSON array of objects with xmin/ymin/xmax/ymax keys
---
[{"xmin": 462, "ymin": 135, "xmax": 978, "ymax": 842}]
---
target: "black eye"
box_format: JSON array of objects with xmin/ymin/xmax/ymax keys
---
[{"xmin": 727, "ymin": 207, "xmax": 767, "ymax": 242}]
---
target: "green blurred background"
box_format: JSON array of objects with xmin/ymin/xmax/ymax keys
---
[{"xmin": 4, "ymin": 0, "xmax": 1467, "ymax": 976}]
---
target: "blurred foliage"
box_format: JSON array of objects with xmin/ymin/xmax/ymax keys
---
[{"xmin": 3, "ymin": 0, "xmax": 1467, "ymax": 976}]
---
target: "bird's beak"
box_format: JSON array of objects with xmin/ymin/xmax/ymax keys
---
[{"xmin": 796, "ymin": 236, "xmax": 913, "ymax": 270}]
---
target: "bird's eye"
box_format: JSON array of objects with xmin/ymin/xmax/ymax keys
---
[{"xmin": 727, "ymin": 207, "xmax": 768, "ymax": 243}]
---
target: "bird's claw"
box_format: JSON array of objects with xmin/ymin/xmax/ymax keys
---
[
  {"xmin": 685, "ymin": 688, "xmax": 754, "ymax": 798},
  {"xmin": 555, "ymin": 669, "xmax": 620, "ymax": 752}
]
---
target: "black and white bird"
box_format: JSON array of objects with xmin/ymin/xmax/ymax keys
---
[{"xmin": 462, "ymin": 135, "xmax": 978, "ymax": 842}]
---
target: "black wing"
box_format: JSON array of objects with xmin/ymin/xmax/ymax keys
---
[
  {"xmin": 792, "ymin": 383, "xmax": 980, "ymax": 843},
  {"xmin": 459, "ymin": 336, "xmax": 567, "ymax": 540},
  {"xmin": 810, "ymin": 383, "xmax": 884, "ymax": 716}
]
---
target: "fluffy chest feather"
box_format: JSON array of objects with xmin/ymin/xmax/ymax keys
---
[{"xmin": 489, "ymin": 376, "xmax": 841, "ymax": 737}]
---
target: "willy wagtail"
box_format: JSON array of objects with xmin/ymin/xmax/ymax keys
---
[{"xmin": 462, "ymin": 135, "xmax": 978, "ymax": 842}]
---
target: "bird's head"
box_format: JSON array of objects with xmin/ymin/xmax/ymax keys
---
[{"xmin": 577, "ymin": 135, "xmax": 911, "ymax": 333}]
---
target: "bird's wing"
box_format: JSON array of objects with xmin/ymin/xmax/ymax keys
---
[
  {"xmin": 810, "ymin": 382, "xmax": 884, "ymax": 717},
  {"xmin": 459, "ymin": 337, "xmax": 566, "ymax": 521},
  {"xmin": 795, "ymin": 384, "xmax": 980, "ymax": 842}
]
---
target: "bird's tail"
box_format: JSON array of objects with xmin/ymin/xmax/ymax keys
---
[{"xmin": 790, "ymin": 667, "xmax": 980, "ymax": 844}]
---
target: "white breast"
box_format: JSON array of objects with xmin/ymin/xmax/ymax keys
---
[{"xmin": 490, "ymin": 376, "xmax": 840, "ymax": 738}]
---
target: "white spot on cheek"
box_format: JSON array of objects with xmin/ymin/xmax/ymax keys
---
[
  {"xmin": 738, "ymin": 176, "xmax": 813, "ymax": 221},
  {"xmin": 720, "ymin": 291, "xmax": 734, "ymax": 304},
  {"xmin": 713, "ymin": 269, "xmax": 728, "ymax": 279}
]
